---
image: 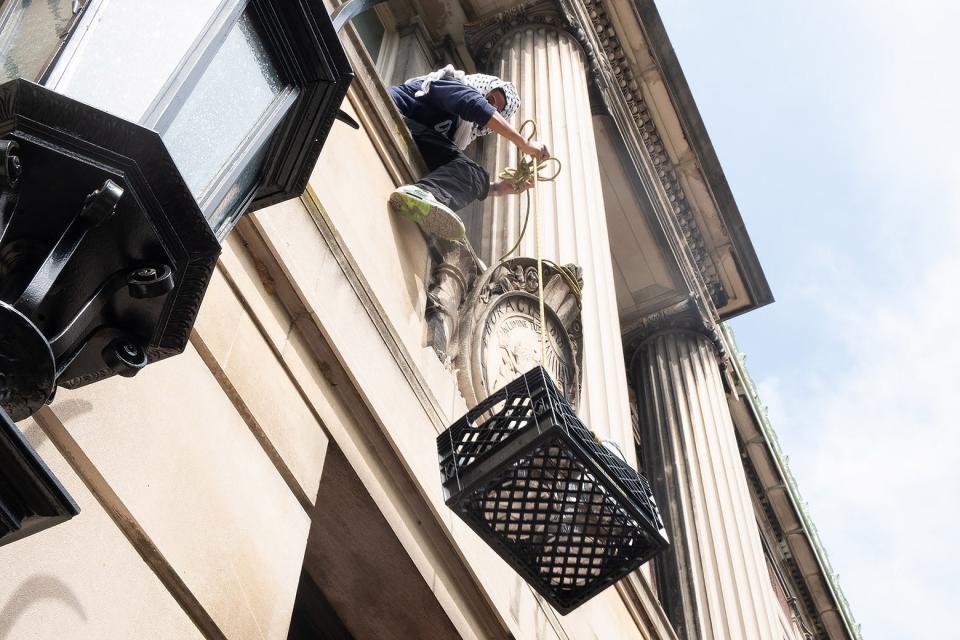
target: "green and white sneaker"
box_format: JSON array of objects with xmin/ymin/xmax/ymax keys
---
[{"xmin": 389, "ymin": 185, "xmax": 466, "ymax": 241}]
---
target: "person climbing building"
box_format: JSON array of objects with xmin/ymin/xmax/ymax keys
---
[{"xmin": 388, "ymin": 65, "xmax": 550, "ymax": 241}]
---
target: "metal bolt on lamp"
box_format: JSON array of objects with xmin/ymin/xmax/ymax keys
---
[{"xmin": 438, "ymin": 367, "xmax": 670, "ymax": 614}]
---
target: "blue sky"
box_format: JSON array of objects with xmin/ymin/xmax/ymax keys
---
[{"xmin": 656, "ymin": 1, "xmax": 960, "ymax": 638}]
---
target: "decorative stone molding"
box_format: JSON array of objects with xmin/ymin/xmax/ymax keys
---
[
  {"xmin": 627, "ymin": 297, "xmax": 714, "ymax": 344},
  {"xmin": 453, "ymin": 257, "xmax": 583, "ymax": 409},
  {"xmin": 426, "ymin": 244, "xmax": 585, "ymax": 409},
  {"xmin": 624, "ymin": 297, "xmax": 733, "ymax": 378},
  {"xmin": 425, "ymin": 239, "xmax": 482, "ymax": 367},
  {"xmin": 465, "ymin": 0, "xmax": 583, "ymax": 71},
  {"xmin": 575, "ymin": 0, "xmax": 726, "ymax": 307},
  {"xmin": 631, "ymin": 298, "xmax": 706, "ymax": 338},
  {"xmin": 464, "ymin": 0, "xmax": 728, "ymax": 309}
]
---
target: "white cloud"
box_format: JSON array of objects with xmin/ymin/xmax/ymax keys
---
[
  {"xmin": 760, "ymin": 250, "xmax": 960, "ymax": 638},
  {"xmin": 659, "ymin": 2, "xmax": 960, "ymax": 636}
]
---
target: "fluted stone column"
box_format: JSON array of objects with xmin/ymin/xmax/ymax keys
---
[
  {"xmin": 634, "ymin": 330, "xmax": 782, "ymax": 640},
  {"xmin": 473, "ymin": 25, "xmax": 634, "ymax": 459}
]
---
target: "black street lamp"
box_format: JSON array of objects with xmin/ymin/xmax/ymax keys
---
[
  {"xmin": 0, "ymin": 0, "xmax": 351, "ymax": 546},
  {"xmin": 438, "ymin": 367, "xmax": 669, "ymax": 614}
]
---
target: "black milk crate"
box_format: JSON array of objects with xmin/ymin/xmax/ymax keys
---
[{"xmin": 437, "ymin": 366, "xmax": 669, "ymax": 614}]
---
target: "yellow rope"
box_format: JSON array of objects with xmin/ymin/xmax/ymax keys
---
[
  {"xmin": 495, "ymin": 119, "xmax": 582, "ymax": 365},
  {"xmin": 496, "ymin": 120, "xmax": 561, "ymax": 263},
  {"xmin": 497, "ymin": 123, "xmax": 593, "ymax": 439},
  {"xmin": 532, "ymin": 155, "xmax": 547, "ymax": 365},
  {"xmin": 496, "ymin": 121, "xmax": 582, "ymax": 303}
]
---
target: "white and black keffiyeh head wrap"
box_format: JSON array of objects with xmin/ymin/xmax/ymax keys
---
[{"xmin": 412, "ymin": 65, "xmax": 520, "ymax": 149}]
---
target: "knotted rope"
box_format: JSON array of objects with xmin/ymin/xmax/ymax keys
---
[
  {"xmin": 494, "ymin": 120, "xmax": 583, "ymax": 364},
  {"xmin": 496, "ymin": 120, "xmax": 582, "ymax": 307}
]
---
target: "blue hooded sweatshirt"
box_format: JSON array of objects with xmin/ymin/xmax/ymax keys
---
[{"xmin": 389, "ymin": 78, "xmax": 496, "ymax": 142}]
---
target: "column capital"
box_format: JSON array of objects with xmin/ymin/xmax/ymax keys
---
[
  {"xmin": 625, "ymin": 297, "xmax": 731, "ymax": 375},
  {"xmin": 465, "ymin": 0, "xmax": 598, "ymax": 73}
]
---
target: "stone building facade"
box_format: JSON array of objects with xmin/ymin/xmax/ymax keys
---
[{"xmin": 0, "ymin": 0, "xmax": 859, "ymax": 638}]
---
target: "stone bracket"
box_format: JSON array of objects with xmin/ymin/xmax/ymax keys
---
[
  {"xmin": 425, "ymin": 243, "xmax": 584, "ymax": 410},
  {"xmin": 425, "ymin": 238, "xmax": 482, "ymax": 366}
]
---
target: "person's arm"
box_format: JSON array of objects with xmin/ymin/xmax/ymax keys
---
[
  {"xmin": 421, "ymin": 80, "xmax": 551, "ymax": 161},
  {"xmin": 485, "ymin": 112, "xmax": 551, "ymax": 197},
  {"xmin": 485, "ymin": 111, "xmax": 550, "ymax": 161},
  {"xmin": 422, "ymin": 80, "xmax": 550, "ymax": 196}
]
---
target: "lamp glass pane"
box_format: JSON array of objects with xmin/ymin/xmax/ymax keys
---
[
  {"xmin": 206, "ymin": 139, "xmax": 270, "ymax": 240},
  {"xmin": 47, "ymin": 0, "xmax": 222, "ymax": 122},
  {"xmin": 160, "ymin": 12, "xmax": 285, "ymax": 207}
]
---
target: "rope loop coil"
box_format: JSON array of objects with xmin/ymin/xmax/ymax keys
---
[
  {"xmin": 492, "ymin": 119, "xmax": 583, "ymax": 367},
  {"xmin": 496, "ymin": 120, "xmax": 580, "ymax": 300}
]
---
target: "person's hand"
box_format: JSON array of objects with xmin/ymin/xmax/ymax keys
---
[
  {"xmin": 522, "ymin": 140, "xmax": 551, "ymax": 162},
  {"xmin": 494, "ymin": 177, "xmax": 536, "ymax": 196}
]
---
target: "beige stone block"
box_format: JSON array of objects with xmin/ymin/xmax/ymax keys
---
[
  {"xmin": 219, "ymin": 232, "xmax": 293, "ymax": 351},
  {"xmin": 281, "ymin": 325, "xmax": 442, "ymax": 531},
  {"xmin": 560, "ymin": 589, "xmax": 645, "ymax": 639},
  {"xmin": 247, "ymin": 199, "xmax": 333, "ymax": 307},
  {"xmin": 192, "ymin": 267, "xmax": 244, "ymax": 364},
  {"xmin": 279, "ymin": 328, "xmax": 498, "ymax": 638},
  {"xmin": 451, "ymin": 524, "xmax": 643, "ymax": 640},
  {"xmin": 418, "ymin": 345, "xmax": 469, "ymax": 424},
  {"xmin": 193, "ymin": 254, "xmax": 329, "ymax": 505},
  {"xmin": 220, "ymin": 313, "xmax": 329, "ymax": 504},
  {"xmin": 49, "ymin": 347, "xmax": 310, "ymax": 640},
  {"xmin": 306, "ymin": 105, "xmax": 431, "ymax": 361},
  {"xmin": 446, "ymin": 518, "xmax": 560, "ymax": 640},
  {"xmin": 256, "ymin": 210, "xmax": 444, "ymax": 496},
  {"xmin": 0, "ymin": 420, "xmax": 202, "ymax": 640},
  {"xmin": 277, "ymin": 326, "xmax": 342, "ymax": 427},
  {"xmin": 280, "ymin": 327, "xmax": 435, "ymax": 561}
]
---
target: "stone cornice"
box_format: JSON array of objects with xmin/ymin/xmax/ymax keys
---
[
  {"xmin": 628, "ymin": 0, "xmax": 773, "ymax": 316},
  {"xmin": 722, "ymin": 325, "xmax": 862, "ymax": 640},
  {"xmin": 464, "ymin": 0, "xmax": 729, "ymax": 311},
  {"xmin": 567, "ymin": 0, "xmax": 729, "ymax": 311}
]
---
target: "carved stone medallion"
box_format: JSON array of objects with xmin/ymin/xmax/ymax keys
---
[
  {"xmin": 455, "ymin": 257, "xmax": 583, "ymax": 409},
  {"xmin": 478, "ymin": 291, "xmax": 577, "ymax": 401}
]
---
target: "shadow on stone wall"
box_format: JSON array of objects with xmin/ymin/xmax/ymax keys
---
[{"xmin": 0, "ymin": 574, "xmax": 86, "ymax": 639}]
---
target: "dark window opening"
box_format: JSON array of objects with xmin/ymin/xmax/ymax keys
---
[{"xmin": 354, "ymin": 9, "xmax": 386, "ymax": 64}]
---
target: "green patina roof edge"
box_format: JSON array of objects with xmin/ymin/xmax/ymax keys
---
[{"xmin": 721, "ymin": 323, "xmax": 862, "ymax": 639}]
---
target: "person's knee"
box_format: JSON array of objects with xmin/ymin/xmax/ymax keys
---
[{"xmin": 458, "ymin": 158, "xmax": 489, "ymax": 195}]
